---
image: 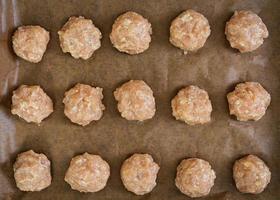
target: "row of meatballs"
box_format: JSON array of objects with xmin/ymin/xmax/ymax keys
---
[
  {"xmin": 11, "ymin": 80, "xmax": 271, "ymax": 126},
  {"xmin": 12, "ymin": 10, "xmax": 269, "ymax": 63},
  {"xmin": 14, "ymin": 150, "xmax": 271, "ymax": 197}
]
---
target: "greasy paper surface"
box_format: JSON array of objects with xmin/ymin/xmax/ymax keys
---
[{"xmin": 0, "ymin": 0, "xmax": 280, "ymax": 199}]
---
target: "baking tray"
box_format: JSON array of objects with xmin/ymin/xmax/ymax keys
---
[{"xmin": 0, "ymin": 0, "xmax": 279, "ymax": 199}]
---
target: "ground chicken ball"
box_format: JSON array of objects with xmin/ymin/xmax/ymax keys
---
[
  {"xmin": 227, "ymin": 82, "xmax": 271, "ymax": 121},
  {"xmin": 114, "ymin": 80, "xmax": 156, "ymax": 121},
  {"xmin": 225, "ymin": 10, "xmax": 269, "ymax": 53},
  {"xmin": 65, "ymin": 153, "xmax": 110, "ymax": 193},
  {"xmin": 110, "ymin": 11, "xmax": 152, "ymax": 55},
  {"xmin": 11, "ymin": 85, "xmax": 54, "ymax": 124},
  {"xmin": 58, "ymin": 16, "xmax": 102, "ymax": 59},
  {"xmin": 12, "ymin": 25, "xmax": 50, "ymax": 63},
  {"xmin": 121, "ymin": 154, "xmax": 160, "ymax": 195},
  {"xmin": 63, "ymin": 83, "xmax": 105, "ymax": 126},
  {"xmin": 175, "ymin": 158, "xmax": 216, "ymax": 198},
  {"xmin": 233, "ymin": 155, "xmax": 271, "ymax": 194},
  {"xmin": 13, "ymin": 150, "xmax": 51, "ymax": 191},
  {"xmin": 169, "ymin": 10, "xmax": 211, "ymax": 54},
  {"xmin": 171, "ymin": 85, "xmax": 212, "ymax": 125}
]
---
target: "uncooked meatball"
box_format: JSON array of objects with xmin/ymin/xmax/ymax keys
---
[
  {"xmin": 114, "ymin": 80, "xmax": 156, "ymax": 121},
  {"xmin": 171, "ymin": 85, "xmax": 212, "ymax": 125},
  {"xmin": 110, "ymin": 11, "xmax": 152, "ymax": 55},
  {"xmin": 225, "ymin": 10, "xmax": 269, "ymax": 53},
  {"xmin": 12, "ymin": 25, "xmax": 50, "ymax": 63},
  {"xmin": 233, "ymin": 155, "xmax": 271, "ymax": 194},
  {"xmin": 227, "ymin": 82, "xmax": 271, "ymax": 121},
  {"xmin": 63, "ymin": 83, "xmax": 105, "ymax": 126},
  {"xmin": 65, "ymin": 153, "xmax": 110, "ymax": 193},
  {"xmin": 120, "ymin": 153, "xmax": 160, "ymax": 195},
  {"xmin": 11, "ymin": 85, "xmax": 54, "ymax": 124},
  {"xmin": 58, "ymin": 16, "xmax": 102, "ymax": 59},
  {"xmin": 175, "ymin": 158, "xmax": 216, "ymax": 198},
  {"xmin": 13, "ymin": 150, "xmax": 51, "ymax": 191},
  {"xmin": 170, "ymin": 10, "xmax": 211, "ymax": 54}
]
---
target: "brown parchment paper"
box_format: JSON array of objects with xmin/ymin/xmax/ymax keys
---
[{"xmin": 0, "ymin": 0, "xmax": 280, "ymax": 199}]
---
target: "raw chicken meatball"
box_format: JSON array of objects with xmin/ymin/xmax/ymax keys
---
[
  {"xmin": 65, "ymin": 153, "xmax": 110, "ymax": 193},
  {"xmin": 233, "ymin": 155, "xmax": 271, "ymax": 194},
  {"xmin": 11, "ymin": 85, "xmax": 54, "ymax": 124},
  {"xmin": 110, "ymin": 11, "xmax": 152, "ymax": 54},
  {"xmin": 120, "ymin": 153, "xmax": 160, "ymax": 195},
  {"xmin": 227, "ymin": 82, "xmax": 271, "ymax": 121},
  {"xmin": 170, "ymin": 10, "xmax": 211, "ymax": 54},
  {"xmin": 58, "ymin": 16, "xmax": 102, "ymax": 59},
  {"xmin": 114, "ymin": 80, "xmax": 156, "ymax": 121},
  {"xmin": 13, "ymin": 150, "xmax": 51, "ymax": 191},
  {"xmin": 175, "ymin": 158, "xmax": 216, "ymax": 198},
  {"xmin": 171, "ymin": 85, "xmax": 212, "ymax": 125},
  {"xmin": 12, "ymin": 25, "xmax": 50, "ymax": 63},
  {"xmin": 225, "ymin": 10, "xmax": 269, "ymax": 53},
  {"xmin": 63, "ymin": 83, "xmax": 105, "ymax": 126}
]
